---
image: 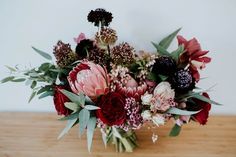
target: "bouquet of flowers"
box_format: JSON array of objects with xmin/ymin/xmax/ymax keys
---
[{"xmin": 2, "ymin": 8, "xmax": 221, "ymax": 152}]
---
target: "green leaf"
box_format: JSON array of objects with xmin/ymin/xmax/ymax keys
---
[
  {"xmin": 84, "ymin": 105, "xmax": 100, "ymax": 110},
  {"xmin": 60, "ymin": 89, "xmax": 85, "ymax": 106},
  {"xmin": 159, "ymin": 28, "xmax": 181, "ymax": 49},
  {"xmin": 166, "ymin": 107, "xmax": 200, "ymax": 115},
  {"xmin": 169, "ymin": 124, "xmax": 181, "ymax": 137},
  {"xmin": 171, "ymin": 45, "xmax": 184, "ymax": 61},
  {"xmin": 158, "ymin": 74, "xmax": 168, "ymax": 81},
  {"xmin": 65, "ymin": 102, "xmax": 80, "ymax": 111},
  {"xmin": 28, "ymin": 91, "xmax": 36, "ymax": 103},
  {"xmin": 147, "ymin": 72, "xmax": 158, "ymax": 81},
  {"xmin": 32, "ymin": 46, "xmax": 52, "ymax": 60},
  {"xmin": 87, "ymin": 117, "xmax": 97, "ymax": 152},
  {"xmin": 38, "ymin": 63, "xmax": 51, "ymax": 71},
  {"xmin": 58, "ymin": 112, "xmax": 79, "ymax": 121},
  {"xmin": 191, "ymin": 94, "xmax": 222, "ymax": 106},
  {"xmin": 79, "ymin": 109, "xmax": 90, "ymax": 136},
  {"xmin": 11, "ymin": 78, "xmax": 26, "ymax": 82},
  {"xmin": 30, "ymin": 81, "xmax": 37, "ymax": 89},
  {"xmin": 37, "ymin": 85, "xmax": 52, "ymax": 95},
  {"xmin": 151, "ymin": 42, "xmax": 171, "ymax": 56},
  {"xmin": 5, "ymin": 65, "xmax": 17, "ymax": 72},
  {"xmin": 57, "ymin": 118, "xmax": 78, "ymax": 139},
  {"xmin": 1, "ymin": 76, "xmax": 15, "ymax": 83},
  {"xmin": 38, "ymin": 91, "xmax": 54, "ymax": 99}
]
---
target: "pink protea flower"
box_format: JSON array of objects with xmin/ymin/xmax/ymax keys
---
[
  {"xmin": 116, "ymin": 75, "xmax": 147, "ymax": 100},
  {"xmin": 177, "ymin": 35, "xmax": 211, "ymax": 81},
  {"xmin": 68, "ymin": 61, "xmax": 110, "ymax": 99}
]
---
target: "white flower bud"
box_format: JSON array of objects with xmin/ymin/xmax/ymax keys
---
[
  {"xmin": 152, "ymin": 114, "xmax": 165, "ymax": 126},
  {"xmin": 141, "ymin": 93, "xmax": 153, "ymax": 105},
  {"xmin": 154, "ymin": 82, "xmax": 175, "ymax": 99},
  {"xmin": 141, "ymin": 110, "xmax": 152, "ymax": 120}
]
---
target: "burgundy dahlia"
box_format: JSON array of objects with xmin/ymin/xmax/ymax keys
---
[{"xmin": 96, "ymin": 92, "xmax": 126, "ymax": 126}]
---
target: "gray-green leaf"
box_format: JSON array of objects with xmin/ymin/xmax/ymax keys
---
[
  {"xmin": 79, "ymin": 109, "xmax": 90, "ymax": 136},
  {"xmin": 166, "ymin": 107, "xmax": 200, "ymax": 115},
  {"xmin": 32, "ymin": 46, "xmax": 52, "ymax": 60},
  {"xmin": 87, "ymin": 117, "xmax": 97, "ymax": 152},
  {"xmin": 11, "ymin": 78, "xmax": 26, "ymax": 82},
  {"xmin": 151, "ymin": 42, "xmax": 171, "ymax": 56},
  {"xmin": 1, "ymin": 76, "xmax": 15, "ymax": 83},
  {"xmin": 57, "ymin": 118, "xmax": 78, "ymax": 139},
  {"xmin": 159, "ymin": 28, "xmax": 181, "ymax": 49},
  {"xmin": 191, "ymin": 94, "xmax": 222, "ymax": 106},
  {"xmin": 84, "ymin": 105, "xmax": 100, "ymax": 110},
  {"xmin": 65, "ymin": 102, "xmax": 80, "ymax": 111},
  {"xmin": 169, "ymin": 124, "xmax": 181, "ymax": 137},
  {"xmin": 28, "ymin": 91, "xmax": 36, "ymax": 103},
  {"xmin": 60, "ymin": 89, "xmax": 85, "ymax": 106},
  {"xmin": 171, "ymin": 45, "xmax": 184, "ymax": 61}
]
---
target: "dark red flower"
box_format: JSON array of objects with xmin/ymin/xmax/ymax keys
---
[
  {"xmin": 96, "ymin": 92, "xmax": 126, "ymax": 126},
  {"xmin": 177, "ymin": 35, "xmax": 211, "ymax": 82},
  {"xmin": 53, "ymin": 85, "xmax": 72, "ymax": 116},
  {"xmin": 192, "ymin": 93, "xmax": 211, "ymax": 125}
]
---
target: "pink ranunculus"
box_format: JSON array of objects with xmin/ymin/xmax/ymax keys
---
[
  {"xmin": 68, "ymin": 61, "xmax": 110, "ymax": 99},
  {"xmin": 74, "ymin": 33, "xmax": 86, "ymax": 44},
  {"xmin": 177, "ymin": 35, "xmax": 211, "ymax": 81}
]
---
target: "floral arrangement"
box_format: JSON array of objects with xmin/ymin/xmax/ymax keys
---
[{"xmin": 2, "ymin": 8, "xmax": 221, "ymax": 152}]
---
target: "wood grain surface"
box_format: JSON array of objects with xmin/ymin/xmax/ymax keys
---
[{"xmin": 0, "ymin": 112, "xmax": 235, "ymax": 157}]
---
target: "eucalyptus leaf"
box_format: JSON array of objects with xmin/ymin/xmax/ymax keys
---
[
  {"xmin": 169, "ymin": 124, "xmax": 181, "ymax": 137},
  {"xmin": 1, "ymin": 76, "xmax": 15, "ymax": 83},
  {"xmin": 79, "ymin": 109, "xmax": 90, "ymax": 136},
  {"xmin": 60, "ymin": 89, "xmax": 85, "ymax": 106},
  {"xmin": 191, "ymin": 94, "xmax": 222, "ymax": 106},
  {"xmin": 57, "ymin": 118, "xmax": 78, "ymax": 139},
  {"xmin": 65, "ymin": 102, "xmax": 80, "ymax": 111},
  {"xmin": 38, "ymin": 91, "xmax": 54, "ymax": 99},
  {"xmin": 166, "ymin": 107, "xmax": 200, "ymax": 115},
  {"xmin": 37, "ymin": 85, "xmax": 52, "ymax": 95},
  {"xmin": 5, "ymin": 65, "xmax": 16, "ymax": 72},
  {"xmin": 159, "ymin": 28, "xmax": 181, "ymax": 49},
  {"xmin": 87, "ymin": 117, "xmax": 97, "ymax": 152},
  {"xmin": 58, "ymin": 112, "xmax": 79, "ymax": 121},
  {"xmin": 32, "ymin": 46, "xmax": 52, "ymax": 60},
  {"xmin": 28, "ymin": 91, "xmax": 36, "ymax": 103},
  {"xmin": 11, "ymin": 78, "xmax": 26, "ymax": 82},
  {"xmin": 30, "ymin": 81, "xmax": 37, "ymax": 89},
  {"xmin": 84, "ymin": 105, "xmax": 100, "ymax": 110},
  {"xmin": 152, "ymin": 42, "xmax": 171, "ymax": 56},
  {"xmin": 158, "ymin": 74, "xmax": 168, "ymax": 81}
]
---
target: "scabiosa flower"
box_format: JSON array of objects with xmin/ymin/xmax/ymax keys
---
[
  {"xmin": 95, "ymin": 27, "xmax": 117, "ymax": 46},
  {"xmin": 111, "ymin": 42, "xmax": 135, "ymax": 65},
  {"xmin": 177, "ymin": 35, "xmax": 211, "ymax": 81},
  {"xmin": 152, "ymin": 56, "xmax": 177, "ymax": 76},
  {"xmin": 171, "ymin": 69, "xmax": 195, "ymax": 93},
  {"xmin": 68, "ymin": 61, "xmax": 110, "ymax": 100},
  {"xmin": 53, "ymin": 41, "xmax": 77, "ymax": 68},
  {"xmin": 87, "ymin": 8, "xmax": 113, "ymax": 27},
  {"xmin": 110, "ymin": 66, "xmax": 147, "ymax": 100},
  {"xmin": 75, "ymin": 39, "xmax": 95, "ymax": 60}
]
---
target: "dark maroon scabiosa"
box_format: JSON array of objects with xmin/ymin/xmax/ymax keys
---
[
  {"xmin": 87, "ymin": 8, "xmax": 113, "ymax": 27},
  {"xmin": 75, "ymin": 39, "xmax": 95, "ymax": 59},
  {"xmin": 170, "ymin": 68, "xmax": 195, "ymax": 93},
  {"xmin": 111, "ymin": 42, "xmax": 135, "ymax": 65},
  {"xmin": 53, "ymin": 85, "xmax": 72, "ymax": 116},
  {"xmin": 96, "ymin": 92, "xmax": 126, "ymax": 126},
  {"xmin": 53, "ymin": 41, "xmax": 77, "ymax": 68},
  {"xmin": 152, "ymin": 56, "xmax": 177, "ymax": 76}
]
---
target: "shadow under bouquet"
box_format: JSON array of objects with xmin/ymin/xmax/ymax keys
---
[{"xmin": 1, "ymin": 8, "xmax": 221, "ymax": 152}]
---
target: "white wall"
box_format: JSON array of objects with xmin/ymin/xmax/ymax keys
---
[{"xmin": 0, "ymin": 0, "xmax": 236, "ymax": 114}]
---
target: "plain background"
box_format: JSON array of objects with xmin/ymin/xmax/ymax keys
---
[{"xmin": 0, "ymin": 0, "xmax": 235, "ymax": 115}]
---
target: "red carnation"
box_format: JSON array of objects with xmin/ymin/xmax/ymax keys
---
[
  {"xmin": 177, "ymin": 35, "xmax": 211, "ymax": 82},
  {"xmin": 96, "ymin": 92, "xmax": 126, "ymax": 126},
  {"xmin": 192, "ymin": 93, "xmax": 211, "ymax": 125},
  {"xmin": 53, "ymin": 85, "xmax": 72, "ymax": 116}
]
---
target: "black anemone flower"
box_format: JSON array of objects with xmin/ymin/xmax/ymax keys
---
[
  {"xmin": 87, "ymin": 8, "xmax": 113, "ymax": 27},
  {"xmin": 152, "ymin": 56, "xmax": 177, "ymax": 76}
]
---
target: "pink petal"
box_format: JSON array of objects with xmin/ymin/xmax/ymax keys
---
[{"xmin": 74, "ymin": 33, "xmax": 86, "ymax": 44}]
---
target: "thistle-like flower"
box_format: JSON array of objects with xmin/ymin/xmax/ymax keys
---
[{"xmin": 87, "ymin": 8, "xmax": 113, "ymax": 27}]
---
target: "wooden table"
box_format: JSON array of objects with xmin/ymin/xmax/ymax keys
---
[{"xmin": 0, "ymin": 113, "xmax": 235, "ymax": 157}]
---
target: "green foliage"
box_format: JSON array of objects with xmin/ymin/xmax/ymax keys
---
[
  {"xmin": 166, "ymin": 107, "xmax": 200, "ymax": 115},
  {"xmin": 159, "ymin": 28, "xmax": 181, "ymax": 49},
  {"xmin": 87, "ymin": 117, "xmax": 97, "ymax": 152},
  {"xmin": 65, "ymin": 102, "xmax": 80, "ymax": 112},
  {"xmin": 152, "ymin": 42, "xmax": 171, "ymax": 56},
  {"xmin": 171, "ymin": 45, "xmax": 184, "ymax": 62},
  {"xmin": 169, "ymin": 124, "xmax": 181, "ymax": 137},
  {"xmin": 1, "ymin": 76, "xmax": 15, "ymax": 83},
  {"xmin": 79, "ymin": 108, "xmax": 90, "ymax": 136},
  {"xmin": 32, "ymin": 46, "xmax": 52, "ymax": 60},
  {"xmin": 60, "ymin": 89, "xmax": 85, "ymax": 106},
  {"xmin": 57, "ymin": 118, "xmax": 78, "ymax": 139}
]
